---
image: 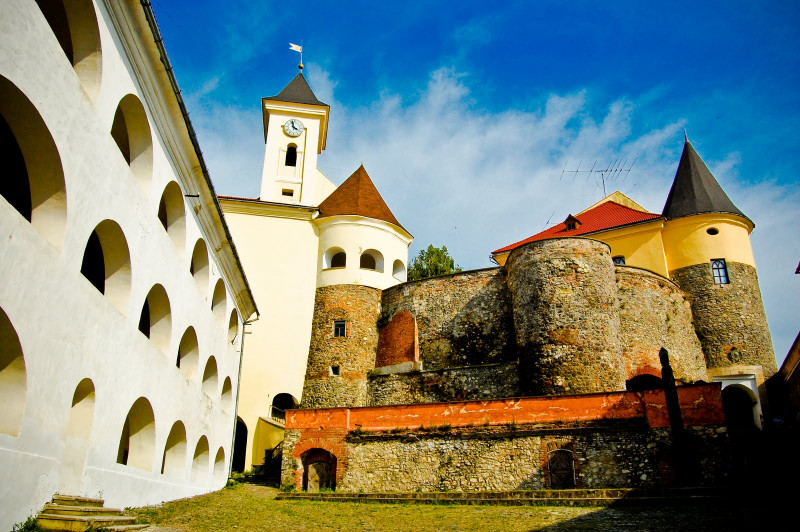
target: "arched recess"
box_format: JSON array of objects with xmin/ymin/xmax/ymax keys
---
[
  {"xmin": 323, "ymin": 247, "xmax": 346, "ymax": 269},
  {"xmin": 0, "ymin": 306, "xmax": 26, "ymax": 437},
  {"xmin": 201, "ymin": 356, "xmax": 218, "ymax": 396},
  {"xmin": 285, "ymin": 144, "xmax": 298, "ymax": 167},
  {"xmin": 392, "ymin": 260, "xmax": 406, "ymax": 282},
  {"xmin": 117, "ymin": 397, "xmax": 155, "ymax": 471},
  {"xmin": 60, "ymin": 378, "xmax": 95, "ymax": 493},
  {"xmin": 221, "ymin": 377, "xmax": 232, "ymax": 411},
  {"xmin": 34, "ymin": 0, "xmax": 102, "ymax": 100},
  {"xmin": 191, "ymin": 436, "xmax": 210, "ymax": 483},
  {"xmin": 231, "ymin": 417, "xmax": 247, "ymax": 473},
  {"xmin": 138, "ymin": 284, "xmax": 172, "ymax": 354},
  {"xmin": 213, "ymin": 447, "xmax": 226, "ymax": 482},
  {"xmin": 211, "ymin": 279, "xmax": 226, "ymax": 321},
  {"xmin": 111, "ymin": 94, "xmax": 152, "ymax": 190},
  {"xmin": 0, "ymin": 75, "xmax": 67, "ymax": 249},
  {"xmin": 157, "ymin": 181, "xmax": 186, "ymax": 251},
  {"xmin": 722, "ymin": 385, "xmax": 759, "ymax": 436},
  {"xmin": 161, "ymin": 421, "xmax": 187, "ymax": 478},
  {"xmin": 80, "ymin": 219, "xmax": 131, "ymax": 313},
  {"xmin": 177, "ymin": 327, "xmax": 199, "ymax": 379},
  {"xmin": 270, "ymin": 393, "xmax": 298, "ymax": 423},
  {"xmin": 360, "ymin": 249, "xmax": 384, "ymax": 272},
  {"xmin": 301, "ymin": 448, "xmax": 337, "ymax": 492},
  {"xmin": 190, "ymin": 239, "xmax": 209, "ymax": 295},
  {"xmin": 228, "ymin": 310, "xmax": 239, "ymax": 344},
  {"xmin": 625, "ymin": 374, "xmax": 663, "ymax": 392}
]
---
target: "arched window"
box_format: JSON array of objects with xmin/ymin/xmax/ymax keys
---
[
  {"xmin": 138, "ymin": 284, "xmax": 172, "ymax": 353},
  {"xmin": 392, "ymin": 260, "xmax": 406, "ymax": 281},
  {"xmin": 231, "ymin": 418, "xmax": 247, "ymax": 473},
  {"xmin": 612, "ymin": 256, "xmax": 626, "ymax": 266},
  {"xmin": 228, "ymin": 310, "xmax": 239, "ymax": 344},
  {"xmin": 211, "ymin": 279, "xmax": 226, "ymax": 321},
  {"xmin": 192, "ymin": 436, "xmax": 210, "ymax": 483},
  {"xmin": 324, "ymin": 247, "xmax": 346, "ymax": 269},
  {"xmin": 80, "ymin": 220, "xmax": 131, "ymax": 313},
  {"xmin": 34, "ymin": 0, "xmax": 102, "ymax": 100},
  {"xmin": 360, "ymin": 249, "xmax": 384, "ymax": 272},
  {"xmin": 117, "ymin": 397, "xmax": 155, "ymax": 471},
  {"xmin": 201, "ymin": 356, "xmax": 218, "ymax": 396},
  {"xmin": 0, "ymin": 307, "xmax": 26, "ymax": 437},
  {"xmin": 270, "ymin": 393, "xmax": 298, "ymax": 423},
  {"xmin": 221, "ymin": 377, "xmax": 233, "ymax": 411},
  {"xmin": 161, "ymin": 421, "xmax": 187, "ymax": 477},
  {"xmin": 60, "ymin": 378, "xmax": 95, "ymax": 493},
  {"xmin": 285, "ymin": 144, "xmax": 297, "ymax": 167},
  {"xmin": 177, "ymin": 327, "xmax": 199, "ymax": 379},
  {"xmin": 190, "ymin": 239, "xmax": 210, "ymax": 295},
  {"xmin": 111, "ymin": 94, "xmax": 152, "ymax": 190},
  {"xmin": 1, "ymin": 75, "xmax": 67, "ymax": 249},
  {"xmin": 331, "ymin": 252, "xmax": 346, "ymax": 268},
  {"xmin": 157, "ymin": 182, "xmax": 186, "ymax": 250},
  {"xmin": 711, "ymin": 259, "xmax": 729, "ymax": 284}
]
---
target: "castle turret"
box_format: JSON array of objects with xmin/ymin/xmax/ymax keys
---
[{"xmin": 661, "ymin": 140, "xmax": 776, "ymax": 383}]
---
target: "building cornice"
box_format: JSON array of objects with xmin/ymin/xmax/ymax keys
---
[{"xmin": 220, "ymin": 197, "xmax": 318, "ymax": 220}]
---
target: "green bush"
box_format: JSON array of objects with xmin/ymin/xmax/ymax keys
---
[
  {"xmin": 279, "ymin": 483, "xmax": 296, "ymax": 492},
  {"xmin": 12, "ymin": 517, "xmax": 45, "ymax": 532}
]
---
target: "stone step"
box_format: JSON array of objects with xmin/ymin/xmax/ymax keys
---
[
  {"xmin": 36, "ymin": 513, "xmax": 138, "ymax": 531},
  {"xmin": 103, "ymin": 525, "xmax": 150, "ymax": 531},
  {"xmin": 51, "ymin": 494, "xmax": 105, "ymax": 508},
  {"xmin": 41, "ymin": 503, "xmax": 124, "ymax": 517}
]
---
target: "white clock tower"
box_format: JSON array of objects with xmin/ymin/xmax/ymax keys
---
[{"xmin": 258, "ymin": 71, "xmax": 331, "ymax": 205}]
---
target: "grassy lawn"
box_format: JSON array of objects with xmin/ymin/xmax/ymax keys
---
[{"xmin": 128, "ymin": 484, "xmax": 776, "ymax": 531}]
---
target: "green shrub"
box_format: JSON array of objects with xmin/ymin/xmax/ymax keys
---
[
  {"xmin": 279, "ymin": 483, "xmax": 296, "ymax": 492},
  {"xmin": 11, "ymin": 517, "xmax": 45, "ymax": 532}
]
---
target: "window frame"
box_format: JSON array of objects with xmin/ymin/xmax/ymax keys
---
[
  {"xmin": 711, "ymin": 259, "xmax": 729, "ymax": 284},
  {"xmin": 333, "ymin": 320, "xmax": 346, "ymax": 338}
]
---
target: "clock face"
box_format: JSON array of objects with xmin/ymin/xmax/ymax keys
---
[{"xmin": 283, "ymin": 119, "xmax": 304, "ymax": 137}]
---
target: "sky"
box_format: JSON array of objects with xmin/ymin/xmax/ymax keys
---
[{"xmin": 154, "ymin": 1, "xmax": 799, "ymax": 365}]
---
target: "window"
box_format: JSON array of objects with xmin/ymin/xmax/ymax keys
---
[
  {"xmin": 612, "ymin": 256, "xmax": 626, "ymax": 265},
  {"xmin": 711, "ymin": 259, "xmax": 729, "ymax": 284},
  {"xmin": 333, "ymin": 321, "xmax": 346, "ymax": 338},
  {"xmin": 566, "ymin": 221, "xmax": 577, "ymax": 231},
  {"xmin": 285, "ymin": 145, "xmax": 297, "ymax": 167},
  {"xmin": 282, "ymin": 189, "xmax": 294, "ymax": 197},
  {"xmin": 330, "ymin": 252, "xmax": 346, "ymax": 268},
  {"xmin": 707, "ymin": 227, "xmax": 719, "ymax": 235},
  {"xmin": 330, "ymin": 366, "xmax": 340, "ymax": 376}
]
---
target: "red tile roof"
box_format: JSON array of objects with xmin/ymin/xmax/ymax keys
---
[
  {"xmin": 491, "ymin": 201, "xmax": 662, "ymax": 255},
  {"xmin": 317, "ymin": 165, "xmax": 407, "ymax": 232}
]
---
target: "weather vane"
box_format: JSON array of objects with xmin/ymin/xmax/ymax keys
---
[{"xmin": 289, "ymin": 42, "xmax": 303, "ymax": 70}]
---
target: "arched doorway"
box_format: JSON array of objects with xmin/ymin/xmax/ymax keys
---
[
  {"xmin": 625, "ymin": 374, "xmax": 663, "ymax": 391},
  {"xmin": 301, "ymin": 448, "xmax": 337, "ymax": 492},
  {"xmin": 548, "ymin": 449, "xmax": 575, "ymax": 489},
  {"xmin": 60, "ymin": 378, "xmax": 95, "ymax": 494},
  {"xmin": 722, "ymin": 385, "xmax": 758, "ymax": 436},
  {"xmin": 231, "ymin": 417, "xmax": 247, "ymax": 473}
]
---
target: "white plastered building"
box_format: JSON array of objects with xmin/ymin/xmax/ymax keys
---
[
  {"xmin": 0, "ymin": 0, "xmax": 258, "ymax": 528},
  {"xmin": 220, "ymin": 73, "xmax": 412, "ymax": 472}
]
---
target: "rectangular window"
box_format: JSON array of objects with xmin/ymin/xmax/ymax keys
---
[
  {"xmin": 333, "ymin": 320, "xmax": 346, "ymax": 338},
  {"xmin": 612, "ymin": 256, "xmax": 626, "ymax": 265},
  {"xmin": 282, "ymin": 189, "xmax": 294, "ymax": 197},
  {"xmin": 330, "ymin": 365, "xmax": 340, "ymax": 376},
  {"xmin": 711, "ymin": 259, "xmax": 729, "ymax": 284}
]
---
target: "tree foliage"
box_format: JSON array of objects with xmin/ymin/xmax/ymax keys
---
[{"xmin": 407, "ymin": 244, "xmax": 462, "ymax": 281}]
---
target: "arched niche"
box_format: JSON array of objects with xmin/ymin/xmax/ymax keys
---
[
  {"xmin": 191, "ymin": 435, "xmax": 209, "ymax": 483},
  {"xmin": 177, "ymin": 327, "xmax": 199, "ymax": 379},
  {"xmin": 625, "ymin": 374, "xmax": 663, "ymax": 392},
  {"xmin": 138, "ymin": 284, "xmax": 172, "ymax": 354},
  {"xmin": 0, "ymin": 75, "xmax": 67, "ymax": 249},
  {"xmin": 161, "ymin": 421, "xmax": 187, "ymax": 478},
  {"xmin": 231, "ymin": 417, "xmax": 247, "ymax": 473},
  {"xmin": 201, "ymin": 356, "xmax": 218, "ymax": 396},
  {"xmin": 117, "ymin": 397, "xmax": 155, "ymax": 471},
  {"xmin": 270, "ymin": 393, "xmax": 298, "ymax": 423},
  {"xmin": 60, "ymin": 378, "xmax": 95, "ymax": 493},
  {"xmin": 190, "ymin": 239, "xmax": 209, "ymax": 296},
  {"xmin": 722, "ymin": 384, "xmax": 759, "ymax": 436},
  {"xmin": 157, "ymin": 181, "xmax": 186, "ymax": 251},
  {"xmin": 301, "ymin": 448, "xmax": 337, "ymax": 492},
  {"xmin": 111, "ymin": 94, "xmax": 152, "ymax": 191},
  {"xmin": 211, "ymin": 279, "xmax": 226, "ymax": 321},
  {"xmin": 34, "ymin": 0, "xmax": 102, "ymax": 100},
  {"xmin": 392, "ymin": 260, "xmax": 406, "ymax": 282},
  {"xmin": 360, "ymin": 249, "xmax": 384, "ymax": 272},
  {"xmin": 213, "ymin": 447, "xmax": 226, "ymax": 482},
  {"xmin": 80, "ymin": 219, "xmax": 131, "ymax": 313},
  {"xmin": 0, "ymin": 306, "xmax": 26, "ymax": 437},
  {"xmin": 221, "ymin": 377, "xmax": 232, "ymax": 411},
  {"xmin": 323, "ymin": 247, "xmax": 346, "ymax": 269},
  {"xmin": 228, "ymin": 310, "xmax": 239, "ymax": 345}
]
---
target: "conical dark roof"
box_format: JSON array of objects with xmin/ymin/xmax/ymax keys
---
[
  {"xmin": 662, "ymin": 140, "xmax": 747, "ymax": 220},
  {"xmin": 264, "ymin": 73, "xmax": 328, "ymax": 107},
  {"xmin": 318, "ymin": 165, "xmax": 407, "ymax": 232}
]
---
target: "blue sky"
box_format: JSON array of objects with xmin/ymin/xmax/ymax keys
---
[{"xmin": 154, "ymin": 1, "xmax": 799, "ymax": 364}]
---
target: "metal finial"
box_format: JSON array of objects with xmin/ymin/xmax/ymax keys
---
[{"xmin": 299, "ymin": 63, "xmax": 304, "ymax": 71}]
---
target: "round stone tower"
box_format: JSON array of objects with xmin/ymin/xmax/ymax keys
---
[
  {"xmin": 506, "ymin": 238, "xmax": 625, "ymax": 395},
  {"xmin": 300, "ymin": 285, "xmax": 382, "ymax": 408}
]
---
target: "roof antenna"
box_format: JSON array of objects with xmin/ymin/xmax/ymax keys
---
[
  {"xmin": 289, "ymin": 42, "xmax": 303, "ymax": 70},
  {"xmin": 561, "ymin": 154, "xmax": 638, "ymax": 197}
]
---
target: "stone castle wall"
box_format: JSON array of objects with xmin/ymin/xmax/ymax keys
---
[
  {"xmin": 615, "ymin": 267, "xmax": 707, "ymax": 382},
  {"xmin": 506, "ymin": 238, "xmax": 625, "ymax": 395},
  {"xmin": 301, "ymin": 285, "xmax": 382, "ymax": 408},
  {"xmin": 671, "ymin": 261, "xmax": 776, "ymax": 376}
]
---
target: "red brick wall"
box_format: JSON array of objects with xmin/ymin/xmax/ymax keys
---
[{"xmin": 375, "ymin": 310, "xmax": 418, "ymax": 367}]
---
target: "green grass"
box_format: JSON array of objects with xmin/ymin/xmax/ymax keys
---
[{"xmin": 128, "ymin": 484, "xmax": 774, "ymax": 532}]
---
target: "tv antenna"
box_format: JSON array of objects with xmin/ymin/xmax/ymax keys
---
[{"xmin": 560, "ymin": 155, "xmax": 638, "ymax": 197}]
